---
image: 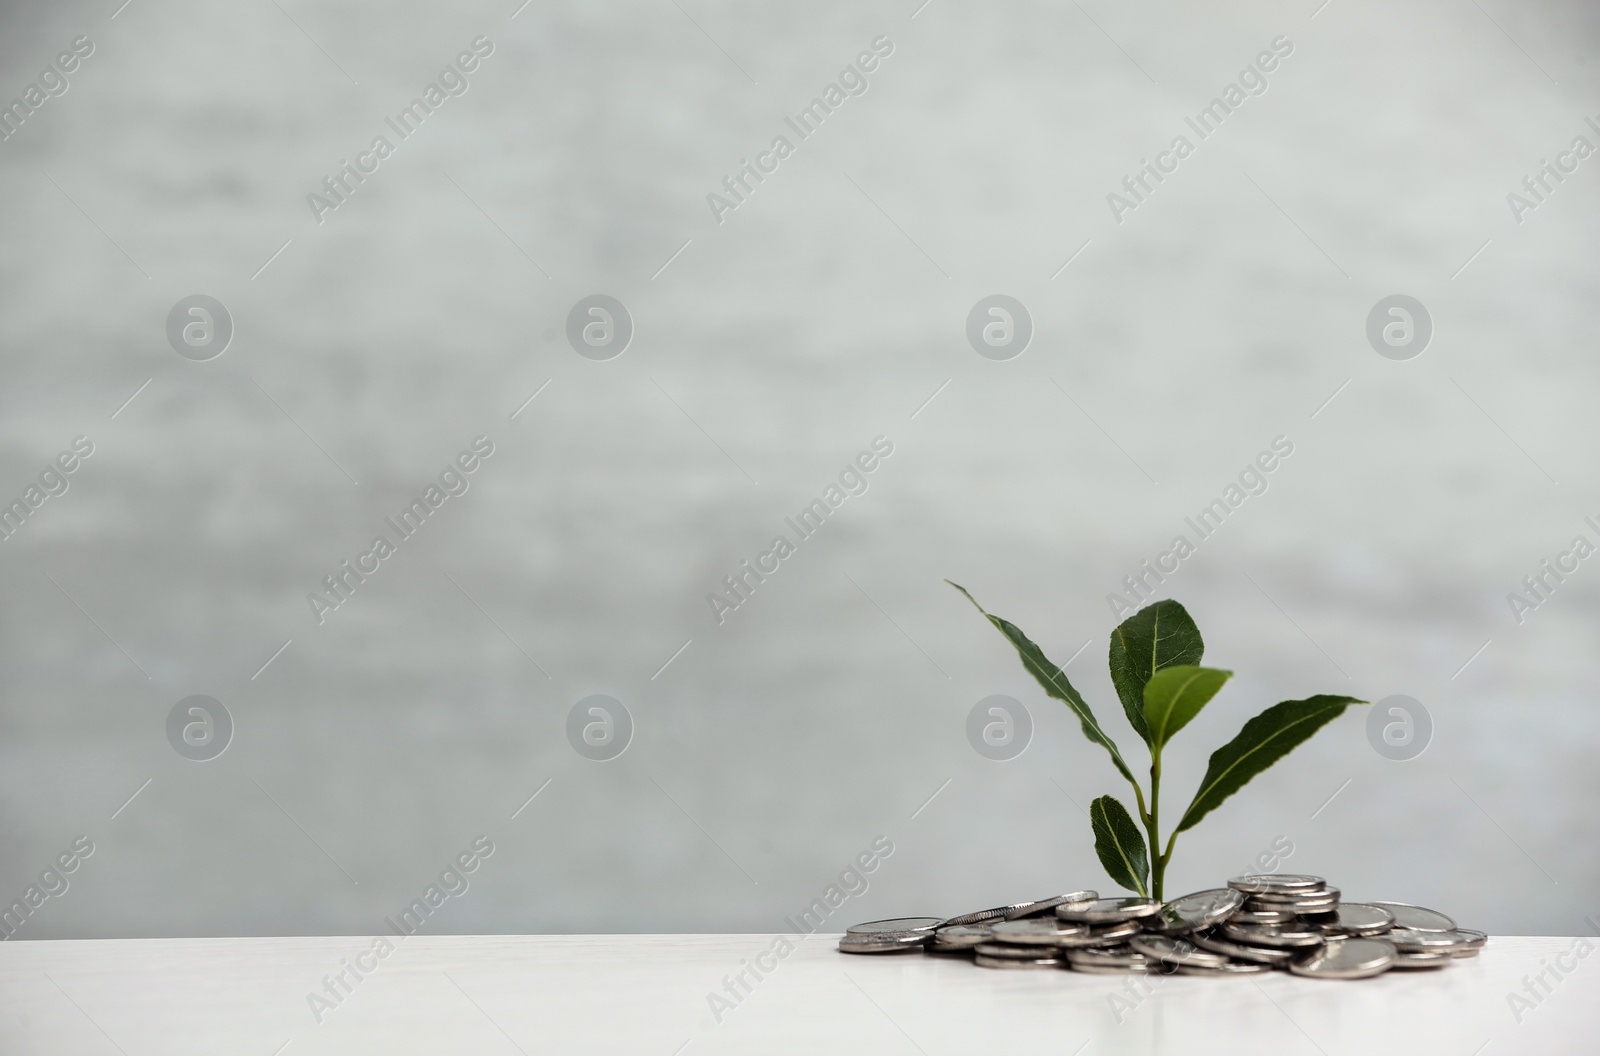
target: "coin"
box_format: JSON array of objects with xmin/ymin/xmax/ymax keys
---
[
  {"xmin": 976, "ymin": 953, "xmax": 1065, "ymax": 970},
  {"xmin": 937, "ymin": 906, "xmax": 1014, "ymax": 928},
  {"xmin": 847, "ymin": 917, "xmax": 944, "ymax": 935},
  {"xmin": 1228, "ymin": 874, "xmax": 1327, "ymax": 894},
  {"xmin": 1229, "ymin": 907, "xmax": 1296, "ymax": 925},
  {"xmin": 1044, "ymin": 922, "xmax": 1137, "ymax": 947},
  {"xmin": 1005, "ymin": 890, "xmax": 1099, "ymax": 920},
  {"xmin": 839, "ymin": 932, "xmax": 928, "ymax": 954},
  {"xmin": 1066, "ymin": 947, "xmax": 1153, "ymax": 973},
  {"xmin": 972, "ymin": 953, "xmax": 1062, "ymax": 966},
  {"xmin": 989, "ymin": 919, "xmax": 1090, "ymax": 945},
  {"xmin": 1279, "ymin": 901, "xmax": 1339, "ymax": 917},
  {"xmin": 1365, "ymin": 902, "xmax": 1455, "ymax": 932},
  {"xmin": 1254, "ymin": 903, "xmax": 1338, "ymax": 920},
  {"xmin": 1221, "ymin": 922, "xmax": 1326, "ymax": 948},
  {"xmin": 1086, "ymin": 920, "xmax": 1144, "ymax": 942},
  {"xmin": 1149, "ymin": 889, "xmax": 1245, "ymax": 934},
  {"xmin": 1288, "ymin": 938, "xmax": 1397, "ymax": 979},
  {"xmin": 1248, "ymin": 886, "xmax": 1340, "ymax": 907},
  {"xmin": 1045, "ymin": 920, "xmax": 1139, "ymax": 948},
  {"xmin": 1191, "ymin": 931, "xmax": 1295, "ymax": 964},
  {"xmin": 929, "ymin": 925, "xmax": 993, "ymax": 950},
  {"xmin": 1314, "ymin": 903, "xmax": 1394, "ymax": 937},
  {"xmin": 1385, "ymin": 928, "xmax": 1481, "ymax": 953},
  {"xmin": 1175, "ymin": 960, "xmax": 1273, "ymax": 976},
  {"xmin": 975, "ymin": 941, "xmax": 1060, "ymax": 959},
  {"xmin": 1129, "ymin": 933, "xmax": 1231, "ymax": 967},
  {"xmin": 1243, "ymin": 897, "xmax": 1336, "ymax": 916},
  {"xmin": 1056, "ymin": 897, "xmax": 1161, "ymax": 923}
]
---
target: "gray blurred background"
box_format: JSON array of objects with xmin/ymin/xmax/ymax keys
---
[{"xmin": 0, "ymin": 0, "xmax": 1596, "ymax": 940}]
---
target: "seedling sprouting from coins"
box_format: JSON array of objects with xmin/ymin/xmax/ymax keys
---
[{"xmin": 948, "ymin": 584, "xmax": 1367, "ymax": 903}]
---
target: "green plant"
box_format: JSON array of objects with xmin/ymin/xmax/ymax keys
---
[{"xmin": 949, "ymin": 582, "xmax": 1367, "ymax": 903}]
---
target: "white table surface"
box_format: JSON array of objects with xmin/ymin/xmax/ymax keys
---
[{"xmin": 2, "ymin": 934, "xmax": 1595, "ymax": 1055}]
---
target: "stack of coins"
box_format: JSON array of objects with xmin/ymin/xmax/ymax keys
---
[{"xmin": 841, "ymin": 875, "xmax": 1486, "ymax": 979}]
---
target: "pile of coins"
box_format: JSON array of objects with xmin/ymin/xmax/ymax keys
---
[{"xmin": 840, "ymin": 874, "xmax": 1486, "ymax": 979}]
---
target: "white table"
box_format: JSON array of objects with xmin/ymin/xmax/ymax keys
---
[{"xmin": 3, "ymin": 934, "xmax": 1595, "ymax": 1054}]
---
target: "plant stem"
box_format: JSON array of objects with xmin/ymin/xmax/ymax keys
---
[
  {"xmin": 1147, "ymin": 747, "xmax": 1163, "ymax": 903},
  {"xmin": 1119, "ymin": 770, "xmax": 1155, "ymax": 899}
]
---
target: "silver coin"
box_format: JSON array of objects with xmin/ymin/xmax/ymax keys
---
[
  {"xmin": 1056, "ymin": 897, "xmax": 1161, "ymax": 923},
  {"xmin": 1221, "ymin": 922, "xmax": 1326, "ymax": 948},
  {"xmin": 1067, "ymin": 948, "xmax": 1153, "ymax": 970},
  {"xmin": 1150, "ymin": 889, "xmax": 1246, "ymax": 934},
  {"xmin": 847, "ymin": 917, "xmax": 944, "ymax": 936},
  {"xmin": 1069, "ymin": 962, "xmax": 1155, "ymax": 975},
  {"xmin": 975, "ymin": 953, "xmax": 1065, "ymax": 969},
  {"xmin": 1243, "ymin": 897, "xmax": 1335, "ymax": 916},
  {"xmin": 1004, "ymin": 890, "xmax": 1099, "ymax": 920},
  {"xmin": 1174, "ymin": 960, "xmax": 1272, "ymax": 976},
  {"xmin": 936, "ymin": 906, "xmax": 1013, "ymax": 929},
  {"xmin": 1129, "ymin": 933, "xmax": 1231, "ymax": 967},
  {"xmin": 1244, "ymin": 882, "xmax": 1330, "ymax": 898},
  {"xmin": 1049, "ymin": 921, "xmax": 1140, "ymax": 948},
  {"xmin": 1385, "ymin": 928, "xmax": 1480, "ymax": 952},
  {"xmin": 1229, "ymin": 907, "xmax": 1296, "ymax": 925},
  {"xmin": 1315, "ymin": 903, "xmax": 1394, "ymax": 937},
  {"xmin": 1245, "ymin": 904, "xmax": 1334, "ymax": 920},
  {"xmin": 975, "ymin": 941, "xmax": 1060, "ymax": 959},
  {"xmin": 1288, "ymin": 938, "xmax": 1397, "ymax": 979},
  {"xmin": 989, "ymin": 919, "xmax": 1090, "ymax": 945},
  {"xmin": 929, "ymin": 924, "xmax": 993, "ymax": 950},
  {"xmin": 1365, "ymin": 901, "xmax": 1455, "ymax": 932},
  {"xmin": 1191, "ymin": 931, "xmax": 1294, "ymax": 964},
  {"xmin": 1086, "ymin": 920, "xmax": 1144, "ymax": 942},
  {"xmin": 1282, "ymin": 902, "xmax": 1339, "ymax": 918},
  {"xmin": 1274, "ymin": 899, "xmax": 1341, "ymax": 914},
  {"xmin": 839, "ymin": 932, "xmax": 927, "ymax": 954},
  {"xmin": 1248, "ymin": 886, "xmax": 1340, "ymax": 906},
  {"xmin": 1068, "ymin": 947, "xmax": 1158, "ymax": 972},
  {"xmin": 1228, "ymin": 874, "xmax": 1327, "ymax": 894}
]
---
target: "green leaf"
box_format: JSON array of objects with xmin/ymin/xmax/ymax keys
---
[
  {"xmin": 947, "ymin": 581, "xmax": 1136, "ymax": 786},
  {"xmin": 1176, "ymin": 695, "xmax": 1369, "ymax": 833},
  {"xmin": 1090, "ymin": 795, "xmax": 1149, "ymax": 896},
  {"xmin": 1142, "ymin": 665, "xmax": 1233, "ymax": 750},
  {"xmin": 1109, "ymin": 600, "xmax": 1204, "ymax": 745}
]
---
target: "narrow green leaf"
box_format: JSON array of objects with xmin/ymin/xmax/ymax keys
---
[
  {"xmin": 1176, "ymin": 695, "xmax": 1369, "ymax": 833},
  {"xmin": 1090, "ymin": 795, "xmax": 1149, "ymax": 896},
  {"xmin": 947, "ymin": 581, "xmax": 1136, "ymax": 786},
  {"xmin": 1142, "ymin": 665, "xmax": 1232, "ymax": 750},
  {"xmin": 1109, "ymin": 600, "xmax": 1204, "ymax": 745}
]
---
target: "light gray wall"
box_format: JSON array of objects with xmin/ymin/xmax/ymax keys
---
[{"xmin": 1, "ymin": 0, "xmax": 1596, "ymax": 940}]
